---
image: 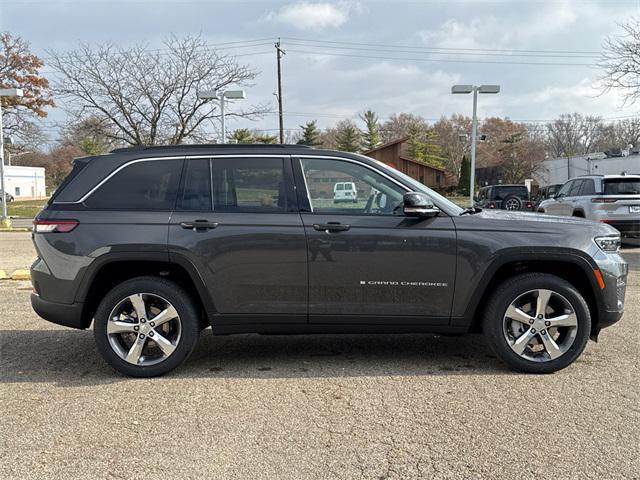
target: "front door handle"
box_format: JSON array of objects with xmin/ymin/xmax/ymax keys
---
[
  {"xmin": 180, "ymin": 220, "xmax": 219, "ymax": 231},
  {"xmin": 313, "ymin": 222, "xmax": 351, "ymax": 232}
]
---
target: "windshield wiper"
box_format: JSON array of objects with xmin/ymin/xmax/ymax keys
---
[{"xmin": 459, "ymin": 207, "xmax": 482, "ymax": 216}]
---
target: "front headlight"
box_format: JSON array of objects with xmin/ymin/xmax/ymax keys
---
[{"xmin": 594, "ymin": 235, "xmax": 621, "ymax": 252}]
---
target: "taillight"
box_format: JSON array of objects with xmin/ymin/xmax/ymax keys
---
[
  {"xmin": 33, "ymin": 219, "xmax": 79, "ymax": 233},
  {"xmin": 591, "ymin": 198, "xmax": 618, "ymax": 203},
  {"xmin": 526, "ymin": 201, "xmax": 533, "ymax": 209},
  {"xmin": 488, "ymin": 202, "xmax": 496, "ymax": 208}
]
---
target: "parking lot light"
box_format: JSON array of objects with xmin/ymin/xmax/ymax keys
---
[
  {"xmin": 452, "ymin": 84, "xmax": 501, "ymax": 207},
  {"xmin": 197, "ymin": 89, "xmax": 247, "ymax": 144}
]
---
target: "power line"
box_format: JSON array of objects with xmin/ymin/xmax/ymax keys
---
[
  {"xmin": 286, "ymin": 49, "xmax": 595, "ymax": 67},
  {"xmin": 280, "ymin": 36, "xmax": 601, "ymax": 56}
]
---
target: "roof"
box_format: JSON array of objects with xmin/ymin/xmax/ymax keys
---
[
  {"xmin": 398, "ymin": 156, "xmax": 447, "ymax": 172},
  {"xmin": 362, "ymin": 137, "xmax": 409, "ymax": 155}
]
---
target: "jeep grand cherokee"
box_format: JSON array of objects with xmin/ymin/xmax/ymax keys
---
[{"xmin": 31, "ymin": 145, "xmax": 628, "ymax": 377}]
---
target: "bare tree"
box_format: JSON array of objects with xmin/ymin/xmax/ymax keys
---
[
  {"xmin": 379, "ymin": 113, "xmax": 428, "ymax": 144},
  {"xmin": 600, "ymin": 18, "xmax": 640, "ymax": 105},
  {"xmin": 545, "ymin": 113, "xmax": 604, "ymax": 157},
  {"xmin": 432, "ymin": 114, "xmax": 472, "ymax": 181},
  {"xmin": 47, "ymin": 34, "xmax": 266, "ymax": 146}
]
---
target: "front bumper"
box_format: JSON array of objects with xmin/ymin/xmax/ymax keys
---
[{"xmin": 31, "ymin": 293, "xmax": 86, "ymax": 329}]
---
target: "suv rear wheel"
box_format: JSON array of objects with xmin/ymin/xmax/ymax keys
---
[
  {"xmin": 503, "ymin": 195, "xmax": 522, "ymax": 211},
  {"xmin": 483, "ymin": 273, "xmax": 591, "ymax": 373},
  {"xmin": 94, "ymin": 277, "xmax": 200, "ymax": 377}
]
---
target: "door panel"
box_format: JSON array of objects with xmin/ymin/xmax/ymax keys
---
[
  {"xmin": 168, "ymin": 156, "xmax": 307, "ymax": 322},
  {"xmin": 302, "ymin": 214, "xmax": 457, "ymax": 322}
]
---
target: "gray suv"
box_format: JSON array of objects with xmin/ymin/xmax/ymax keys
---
[
  {"xmin": 31, "ymin": 145, "xmax": 628, "ymax": 377},
  {"xmin": 538, "ymin": 174, "xmax": 640, "ymax": 240}
]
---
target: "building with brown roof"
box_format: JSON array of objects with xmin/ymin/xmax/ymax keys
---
[{"xmin": 362, "ymin": 137, "xmax": 447, "ymax": 189}]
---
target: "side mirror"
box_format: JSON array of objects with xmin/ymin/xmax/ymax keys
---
[{"xmin": 403, "ymin": 192, "xmax": 439, "ymax": 218}]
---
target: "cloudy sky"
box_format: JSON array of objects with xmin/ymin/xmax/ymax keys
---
[{"xmin": 1, "ymin": 0, "xmax": 639, "ymax": 140}]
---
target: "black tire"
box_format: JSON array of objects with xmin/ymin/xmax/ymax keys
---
[
  {"xmin": 94, "ymin": 276, "xmax": 200, "ymax": 377},
  {"xmin": 483, "ymin": 273, "xmax": 591, "ymax": 374}
]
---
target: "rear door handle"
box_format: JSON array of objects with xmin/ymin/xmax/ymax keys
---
[
  {"xmin": 313, "ymin": 223, "xmax": 351, "ymax": 232},
  {"xmin": 180, "ymin": 220, "xmax": 219, "ymax": 230}
]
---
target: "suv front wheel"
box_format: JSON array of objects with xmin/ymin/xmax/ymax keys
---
[
  {"xmin": 94, "ymin": 277, "xmax": 200, "ymax": 377},
  {"xmin": 483, "ymin": 273, "xmax": 591, "ymax": 373}
]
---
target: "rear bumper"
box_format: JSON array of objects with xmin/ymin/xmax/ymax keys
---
[{"xmin": 31, "ymin": 294, "xmax": 87, "ymax": 329}]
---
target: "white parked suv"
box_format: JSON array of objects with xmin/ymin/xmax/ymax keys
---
[
  {"xmin": 538, "ymin": 174, "xmax": 640, "ymax": 240},
  {"xmin": 333, "ymin": 182, "xmax": 358, "ymax": 203}
]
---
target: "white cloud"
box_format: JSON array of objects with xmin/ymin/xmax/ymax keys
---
[{"xmin": 265, "ymin": 2, "xmax": 354, "ymax": 31}]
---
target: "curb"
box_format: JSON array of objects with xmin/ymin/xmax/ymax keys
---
[
  {"xmin": 0, "ymin": 228, "xmax": 31, "ymax": 232},
  {"xmin": 0, "ymin": 269, "xmax": 30, "ymax": 281}
]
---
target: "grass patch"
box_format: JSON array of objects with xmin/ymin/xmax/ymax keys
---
[
  {"xmin": 446, "ymin": 196, "xmax": 471, "ymax": 208},
  {"xmin": 7, "ymin": 199, "xmax": 48, "ymax": 218}
]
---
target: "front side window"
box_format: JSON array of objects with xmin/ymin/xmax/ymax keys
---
[
  {"xmin": 85, "ymin": 159, "xmax": 183, "ymax": 210},
  {"xmin": 212, "ymin": 158, "xmax": 287, "ymax": 213},
  {"xmin": 556, "ymin": 181, "xmax": 572, "ymax": 198},
  {"xmin": 301, "ymin": 158, "xmax": 405, "ymax": 215}
]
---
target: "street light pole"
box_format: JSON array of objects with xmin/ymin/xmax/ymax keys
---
[
  {"xmin": 0, "ymin": 88, "xmax": 24, "ymax": 228},
  {"xmin": 197, "ymin": 89, "xmax": 246, "ymax": 144},
  {"xmin": 470, "ymin": 87, "xmax": 478, "ymax": 208},
  {"xmin": 451, "ymin": 84, "xmax": 500, "ymax": 207}
]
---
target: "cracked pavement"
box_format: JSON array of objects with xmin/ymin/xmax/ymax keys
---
[{"xmin": 1, "ymin": 233, "xmax": 639, "ymax": 479}]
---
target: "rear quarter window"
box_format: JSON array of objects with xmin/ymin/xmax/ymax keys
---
[{"xmin": 84, "ymin": 159, "xmax": 183, "ymax": 210}]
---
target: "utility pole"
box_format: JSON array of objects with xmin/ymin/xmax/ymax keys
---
[{"xmin": 275, "ymin": 38, "xmax": 285, "ymax": 144}]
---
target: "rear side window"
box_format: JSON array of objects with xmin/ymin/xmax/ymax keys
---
[
  {"xmin": 177, "ymin": 159, "xmax": 212, "ymax": 211},
  {"xmin": 212, "ymin": 158, "xmax": 287, "ymax": 213},
  {"xmin": 581, "ymin": 179, "xmax": 595, "ymax": 196},
  {"xmin": 85, "ymin": 159, "xmax": 183, "ymax": 210},
  {"xmin": 604, "ymin": 178, "xmax": 640, "ymax": 195},
  {"xmin": 48, "ymin": 160, "xmax": 88, "ymax": 204}
]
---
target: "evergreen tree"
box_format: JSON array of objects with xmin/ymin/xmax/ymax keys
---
[
  {"xmin": 297, "ymin": 120, "xmax": 322, "ymax": 146},
  {"xmin": 335, "ymin": 120, "xmax": 362, "ymax": 152},
  {"xmin": 457, "ymin": 155, "xmax": 471, "ymax": 196},
  {"xmin": 360, "ymin": 110, "xmax": 380, "ymax": 150},
  {"xmin": 227, "ymin": 128, "xmax": 254, "ymax": 144},
  {"xmin": 254, "ymin": 133, "xmax": 278, "ymax": 144}
]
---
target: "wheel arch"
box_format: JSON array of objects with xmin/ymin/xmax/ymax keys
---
[
  {"xmin": 77, "ymin": 253, "xmax": 215, "ymax": 328},
  {"xmin": 461, "ymin": 250, "xmax": 602, "ymax": 338}
]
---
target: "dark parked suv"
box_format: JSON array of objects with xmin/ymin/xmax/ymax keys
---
[
  {"xmin": 31, "ymin": 145, "xmax": 628, "ymax": 376},
  {"xmin": 475, "ymin": 184, "xmax": 534, "ymax": 211}
]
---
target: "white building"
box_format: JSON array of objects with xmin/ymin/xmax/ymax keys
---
[
  {"xmin": 2, "ymin": 165, "xmax": 46, "ymax": 200},
  {"xmin": 535, "ymin": 150, "xmax": 640, "ymax": 186}
]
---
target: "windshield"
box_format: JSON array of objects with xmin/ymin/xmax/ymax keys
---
[
  {"xmin": 603, "ymin": 178, "xmax": 640, "ymax": 195},
  {"xmin": 362, "ymin": 156, "xmax": 465, "ymax": 215}
]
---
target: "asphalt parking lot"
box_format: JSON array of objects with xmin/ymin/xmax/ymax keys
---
[{"xmin": 1, "ymin": 232, "xmax": 639, "ymax": 479}]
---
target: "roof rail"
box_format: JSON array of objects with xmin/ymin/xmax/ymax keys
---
[{"xmin": 110, "ymin": 143, "xmax": 313, "ymax": 154}]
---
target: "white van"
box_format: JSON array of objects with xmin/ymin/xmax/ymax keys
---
[{"xmin": 333, "ymin": 182, "xmax": 358, "ymax": 203}]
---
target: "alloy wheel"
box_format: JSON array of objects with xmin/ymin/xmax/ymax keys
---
[
  {"xmin": 106, "ymin": 293, "xmax": 182, "ymax": 366},
  {"xmin": 502, "ymin": 289, "xmax": 578, "ymax": 362}
]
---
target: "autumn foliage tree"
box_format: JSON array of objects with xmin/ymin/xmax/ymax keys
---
[{"xmin": 0, "ymin": 32, "xmax": 54, "ymax": 146}]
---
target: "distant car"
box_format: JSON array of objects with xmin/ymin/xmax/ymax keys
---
[
  {"xmin": 475, "ymin": 185, "xmax": 534, "ymax": 211},
  {"xmin": 0, "ymin": 191, "xmax": 14, "ymax": 203},
  {"xmin": 538, "ymin": 174, "xmax": 640, "ymax": 240},
  {"xmin": 532, "ymin": 184, "xmax": 563, "ymax": 211},
  {"xmin": 333, "ymin": 182, "xmax": 358, "ymax": 203}
]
